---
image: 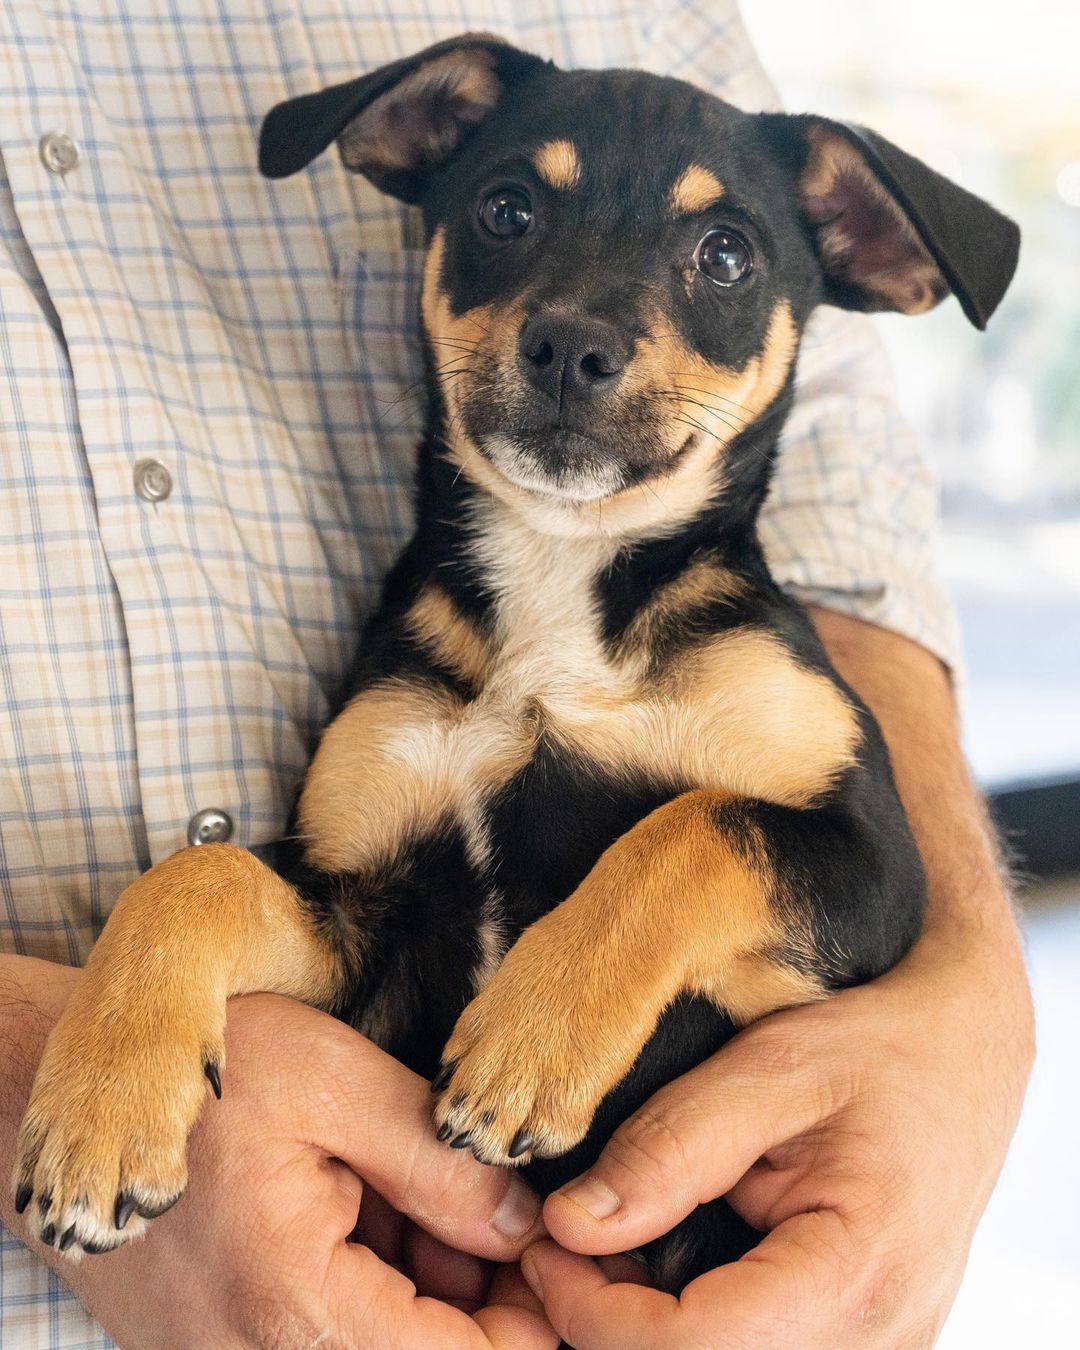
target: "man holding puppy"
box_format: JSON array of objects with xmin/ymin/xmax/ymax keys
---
[{"xmin": 0, "ymin": 2, "xmax": 1032, "ymax": 1346}]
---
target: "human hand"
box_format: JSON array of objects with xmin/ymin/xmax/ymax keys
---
[
  {"xmin": 17, "ymin": 991, "xmax": 554, "ymax": 1349},
  {"xmin": 521, "ymin": 921, "xmax": 1033, "ymax": 1348}
]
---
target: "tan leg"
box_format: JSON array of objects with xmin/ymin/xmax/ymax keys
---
[
  {"xmin": 433, "ymin": 790, "xmax": 824, "ymax": 1165},
  {"xmin": 12, "ymin": 844, "xmax": 341, "ymax": 1256}
]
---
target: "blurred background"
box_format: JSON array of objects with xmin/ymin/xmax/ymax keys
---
[{"xmin": 742, "ymin": 2, "xmax": 1079, "ymax": 1342}]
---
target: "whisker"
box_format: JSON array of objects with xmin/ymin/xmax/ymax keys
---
[
  {"xmin": 660, "ymin": 390, "xmax": 750, "ymax": 429},
  {"xmin": 659, "ymin": 396, "xmax": 744, "ymax": 437},
  {"xmin": 671, "ymin": 408, "xmax": 746, "ymax": 441},
  {"xmin": 637, "ymin": 476, "xmax": 667, "ymax": 508},
  {"xmin": 670, "ymin": 380, "xmax": 756, "ymax": 414},
  {"xmin": 670, "ymin": 412, "xmax": 715, "ymax": 440},
  {"xmin": 427, "ymin": 338, "xmax": 482, "ymax": 355}
]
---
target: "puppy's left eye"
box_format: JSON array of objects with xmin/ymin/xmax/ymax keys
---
[
  {"xmin": 479, "ymin": 187, "xmax": 534, "ymax": 239},
  {"xmin": 695, "ymin": 230, "xmax": 753, "ymax": 285}
]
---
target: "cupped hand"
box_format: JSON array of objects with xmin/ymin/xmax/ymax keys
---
[
  {"xmin": 522, "ymin": 925, "xmax": 1033, "ymax": 1348},
  {"xmin": 33, "ymin": 993, "xmax": 555, "ymax": 1349}
]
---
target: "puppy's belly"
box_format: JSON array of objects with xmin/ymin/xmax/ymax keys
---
[
  {"xmin": 486, "ymin": 734, "xmax": 682, "ymax": 927},
  {"xmin": 331, "ymin": 824, "xmax": 495, "ymax": 1079}
]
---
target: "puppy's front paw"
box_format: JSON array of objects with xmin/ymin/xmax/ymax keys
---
[
  {"xmin": 432, "ymin": 939, "xmax": 645, "ymax": 1167},
  {"xmin": 12, "ymin": 1002, "xmax": 222, "ymax": 1257}
]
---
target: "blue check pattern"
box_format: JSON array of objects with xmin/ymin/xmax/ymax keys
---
[{"xmin": 0, "ymin": 2, "xmax": 957, "ymax": 1342}]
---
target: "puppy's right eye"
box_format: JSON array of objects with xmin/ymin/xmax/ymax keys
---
[{"xmin": 479, "ymin": 187, "xmax": 533, "ymax": 239}]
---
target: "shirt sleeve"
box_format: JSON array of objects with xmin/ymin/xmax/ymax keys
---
[{"xmin": 635, "ymin": 0, "xmax": 961, "ymax": 668}]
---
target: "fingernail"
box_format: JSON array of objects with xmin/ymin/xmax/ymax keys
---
[
  {"xmin": 492, "ymin": 1177, "xmax": 540, "ymax": 1240},
  {"xmin": 521, "ymin": 1251, "xmax": 544, "ymax": 1300},
  {"xmin": 559, "ymin": 1174, "xmax": 621, "ymax": 1220}
]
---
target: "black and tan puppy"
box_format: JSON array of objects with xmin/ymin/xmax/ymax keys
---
[{"xmin": 14, "ymin": 33, "xmax": 1018, "ymax": 1298}]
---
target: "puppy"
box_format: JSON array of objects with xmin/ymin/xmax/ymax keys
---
[{"xmin": 14, "ymin": 32, "xmax": 1018, "ymax": 1302}]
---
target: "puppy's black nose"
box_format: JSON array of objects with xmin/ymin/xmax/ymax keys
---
[{"xmin": 518, "ymin": 314, "xmax": 629, "ymax": 405}]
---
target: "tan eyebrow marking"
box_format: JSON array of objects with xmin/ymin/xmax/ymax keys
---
[
  {"xmin": 533, "ymin": 139, "xmax": 582, "ymax": 190},
  {"xmin": 669, "ymin": 165, "xmax": 725, "ymax": 215}
]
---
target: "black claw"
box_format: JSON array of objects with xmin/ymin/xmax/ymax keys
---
[
  {"xmin": 204, "ymin": 1061, "xmax": 222, "ymax": 1099},
  {"xmin": 41, "ymin": 1222, "xmax": 56, "ymax": 1246},
  {"xmin": 14, "ymin": 1184, "xmax": 32, "ymax": 1215},
  {"xmin": 430, "ymin": 1061, "xmax": 456, "ymax": 1094},
  {"xmin": 114, "ymin": 1194, "xmax": 137, "ymax": 1231},
  {"xmin": 450, "ymin": 1131, "xmax": 474, "ymax": 1150},
  {"xmin": 81, "ymin": 1239, "xmax": 115, "ymax": 1255},
  {"xmin": 137, "ymin": 1193, "xmax": 180, "ymax": 1221},
  {"xmin": 508, "ymin": 1130, "xmax": 534, "ymax": 1159},
  {"xmin": 435, "ymin": 1122, "xmax": 453, "ymax": 1142},
  {"xmin": 37, "ymin": 1192, "xmax": 52, "ymax": 1217},
  {"xmin": 58, "ymin": 1224, "xmax": 76, "ymax": 1252}
]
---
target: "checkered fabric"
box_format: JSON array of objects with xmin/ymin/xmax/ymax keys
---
[{"xmin": 0, "ymin": 1, "xmax": 957, "ymax": 1342}]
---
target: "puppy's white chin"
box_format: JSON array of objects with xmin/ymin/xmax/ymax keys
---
[{"xmin": 479, "ymin": 434, "xmax": 624, "ymax": 503}]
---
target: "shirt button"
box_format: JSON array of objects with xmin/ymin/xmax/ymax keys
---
[
  {"xmin": 187, "ymin": 809, "xmax": 234, "ymax": 847},
  {"xmin": 39, "ymin": 130, "xmax": 81, "ymax": 176},
  {"xmin": 133, "ymin": 458, "xmax": 173, "ymax": 502}
]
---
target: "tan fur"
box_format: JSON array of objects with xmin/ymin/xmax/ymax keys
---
[
  {"xmin": 669, "ymin": 164, "xmax": 724, "ymax": 214},
  {"xmin": 407, "ymin": 584, "xmax": 492, "ymax": 686},
  {"xmin": 719, "ymin": 954, "xmax": 825, "ymax": 1023},
  {"xmin": 533, "ymin": 139, "xmax": 582, "ymax": 190},
  {"xmin": 544, "ymin": 621, "xmax": 860, "ymax": 811},
  {"xmin": 339, "ymin": 49, "xmax": 501, "ymax": 176},
  {"xmin": 801, "ymin": 125, "xmax": 944, "ymax": 314},
  {"xmin": 421, "ymin": 228, "xmax": 527, "ymax": 427},
  {"xmin": 435, "ymin": 790, "xmax": 824, "ymax": 1163},
  {"xmin": 618, "ymin": 553, "xmax": 748, "ymax": 655},
  {"xmin": 627, "ymin": 298, "xmax": 797, "ymax": 453},
  {"xmin": 14, "ymin": 846, "xmax": 340, "ymax": 1252},
  {"xmin": 298, "ymin": 675, "xmax": 538, "ymax": 876},
  {"xmin": 299, "ymin": 679, "xmax": 463, "ymax": 873}
]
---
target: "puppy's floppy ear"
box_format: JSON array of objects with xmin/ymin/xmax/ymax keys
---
[
  {"xmin": 258, "ymin": 32, "xmax": 547, "ymax": 201},
  {"xmin": 762, "ymin": 114, "xmax": 1019, "ymax": 329}
]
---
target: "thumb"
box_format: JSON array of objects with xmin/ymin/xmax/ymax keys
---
[
  {"xmin": 544, "ymin": 1026, "xmax": 836, "ymax": 1254},
  {"xmin": 302, "ymin": 1020, "xmax": 546, "ymax": 1261}
]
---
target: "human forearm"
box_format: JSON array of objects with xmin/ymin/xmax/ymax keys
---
[
  {"xmin": 811, "ymin": 608, "xmax": 1009, "ymax": 925},
  {"xmin": 810, "ymin": 607, "xmax": 1033, "ymax": 1012}
]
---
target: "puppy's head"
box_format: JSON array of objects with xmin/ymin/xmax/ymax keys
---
[{"xmin": 261, "ymin": 35, "xmax": 1018, "ymax": 535}]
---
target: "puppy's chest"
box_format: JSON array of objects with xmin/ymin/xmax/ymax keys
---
[
  {"xmin": 456, "ymin": 536, "xmax": 858, "ymax": 816},
  {"xmin": 299, "ymin": 534, "xmax": 858, "ymax": 881}
]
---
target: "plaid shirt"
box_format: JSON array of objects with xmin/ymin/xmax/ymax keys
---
[{"xmin": 0, "ymin": 1, "xmax": 956, "ymax": 1342}]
